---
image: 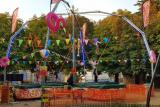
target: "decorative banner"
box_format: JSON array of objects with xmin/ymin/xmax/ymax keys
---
[
  {"xmin": 29, "ymin": 40, "xmax": 31, "ymax": 45},
  {"xmin": 17, "ymin": 61, "xmax": 19, "ymax": 64},
  {"xmin": 23, "ymin": 61, "xmax": 25, "ymax": 64},
  {"xmin": 56, "ymin": 40, "xmax": 60, "ymax": 46},
  {"xmin": 23, "ymin": 56, "xmax": 26, "ymax": 59},
  {"xmin": 112, "ymin": 60, "xmax": 115, "ymax": 62},
  {"xmin": 77, "ymin": 39, "xmax": 80, "ymax": 57},
  {"xmin": 11, "ymin": 7, "xmax": 19, "ymax": 33},
  {"xmin": 51, "ymin": 0, "xmax": 61, "ymax": 4},
  {"xmin": 66, "ymin": 61, "xmax": 69, "ymax": 63},
  {"xmin": 84, "ymin": 39, "xmax": 89, "ymax": 45},
  {"xmin": 65, "ymin": 39, "xmax": 70, "ymax": 45},
  {"xmin": 124, "ymin": 60, "xmax": 127, "ymax": 63},
  {"xmin": 31, "ymin": 53, "xmax": 34, "ymax": 58},
  {"xmin": 12, "ymin": 61, "xmax": 14, "ymax": 64},
  {"xmin": 118, "ymin": 60, "xmax": 121, "ymax": 62},
  {"xmin": 106, "ymin": 60, "xmax": 108, "ymax": 62},
  {"xmin": 71, "ymin": 68, "xmax": 76, "ymax": 74},
  {"xmin": 131, "ymin": 59, "xmax": 133, "ymax": 62},
  {"xmin": 104, "ymin": 38, "xmax": 108, "ymax": 44},
  {"xmin": 100, "ymin": 60, "xmax": 102, "ymax": 63},
  {"xmin": 40, "ymin": 66, "xmax": 47, "ymax": 77},
  {"xmin": 19, "ymin": 40, "xmax": 23, "ymax": 46},
  {"xmin": 137, "ymin": 59, "xmax": 140, "ymax": 61},
  {"xmin": 15, "ymin": 59, "xmax": 18, "ymax": 62},
  {"xmin": 143, "ymin": 0, "xmax": 150, "ymax": 27},
  {"xmin": 37, "ymin": 40, "xmax": 41, "ymax": 47},
  {"xmin": 82, "ymin": 23, "xmax": 86, "ymax": 43},
  {"xmin": 48, "ymin": 40, "xmax": 51, "ymax": 47},
  {"xmin": 143, "ymin": 59, "xmax": 146, "ymax": 61},
  {"xmin": 93, "ymin": 39, "xmax": 98, "ymax": 45}
]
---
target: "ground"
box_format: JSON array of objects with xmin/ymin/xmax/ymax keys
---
[{"xmin": 0, "ymin": 89, "xmax": 160, "ymax": 107}]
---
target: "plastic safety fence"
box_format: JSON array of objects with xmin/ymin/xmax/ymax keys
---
[
  {"xmin": 0, "ymin": 84, "xmax": 11, "ymax": 101},
  {"xmin": 41, "ymin": 86, "xmax": 73, "ymax": 107},
  {"xmin": 44, "ymin": 85, "xmax": 154, "ymax": 106}
]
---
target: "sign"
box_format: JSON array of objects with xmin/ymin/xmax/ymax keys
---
[
  {"xmin": 71, "ymin": 68, "xmax": 76, "ymax": 74},
  {"xmin": 11, "ymin": 7, "xmax": 19, "ymax": 33},
  {"xmin": 40, "ymin": 66, "xmax": 47, "ymax": 77}
]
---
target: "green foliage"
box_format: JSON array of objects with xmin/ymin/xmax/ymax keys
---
[{"xmin": 1, "ymin": 1, "xmax": 160, "ymax": 77}]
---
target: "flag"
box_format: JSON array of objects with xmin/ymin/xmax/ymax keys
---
[
  {"xmin": 11, "ymin": 7, "xmax": 19, "ymax": 33},
  {"xmin": 82, "ymin": 23, "xmax": 86, "ymax": 43},
  {"xmin": 51, "ymin": 0, "xmax": 61, "ymax": 4},
  {"xmin": 143, "ymin": 0, "xmax": 150, "ymax": 27},
  {"xmin": 84, "ymin": 39, "xmax": 89, "ymax": 45}
]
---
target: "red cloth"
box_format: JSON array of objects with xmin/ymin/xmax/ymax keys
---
[{"xmin": 37, "ymin": 74, "xmax": 40, "ymax": 79}]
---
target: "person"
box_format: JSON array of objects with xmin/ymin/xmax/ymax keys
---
[
  {"xmin": 36, "ymin": 72, "xmax": 41, "ymax": 84},
  {"xmin": 91, "ymin": 60, "xmax": 99, "ymax": 80},
  {"xmin": 9, "ymin": 87, "xmax": 17, "ymax": 102},
  {"xmin": 53, "ymin": 70, "xmax": 61, "ymax": 82},
  {"xmin": 36, "ymin": 65, "xmax": 41, "ymax": 84},
  {"xmin": 67, "ymin": 72, "xmax": 73, "ymax": 90}
]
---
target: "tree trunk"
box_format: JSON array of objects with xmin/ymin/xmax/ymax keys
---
[{"xmin": 115, "ymin": 73, "xmax": 119, "ymax": 82}]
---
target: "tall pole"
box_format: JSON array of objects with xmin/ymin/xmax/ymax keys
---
[
  {"xmin": 41, "ymin": 2, "xmax": 60, "ymax": 107},
  {"xmin": 72, "ymin": 5, "xmax": 76, "ymax": 83}
]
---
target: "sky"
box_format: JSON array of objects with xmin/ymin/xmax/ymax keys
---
[{"xmin": 0, "ymin": 0, "xmax": 139, "ymax": 22}]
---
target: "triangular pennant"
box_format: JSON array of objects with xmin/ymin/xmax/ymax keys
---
[
  {"xmin": 143, "ymin": 59, "xmax": 146, "ymax": 61},
  {"xmin": 112, "ymin": 60, "xmax": 115, "ymax": 62},
  {"xmin": 104, "ymin": 38, "xmax": 108, "ymax": 44},
  {"xmin": 12, "ymin": 61, "xmax": 14, "ymax": 64},
  {"xmin": 66, "ymin": 61, "xmax": 69, "ymax": 63},
  {"xmin": 149, "ymin": 59, "xmax": 151, "ymax": 62},
  {"xmin": 0, "ymin": 64, "xmax": 2, "ymax": 67},
  {"xmin": 100, "ymin": 60, "xmax": 102, "ymax": 63},
  {"xmin": 7, "ymin": 61, "xmax": 10, "ymax": 65},
  {"xmin": 19, "ymin": 40, "xmax": 23, "ymax": 45},
  {"xmin": 17, "ymin": 61, "xmax": 19, "ymax": 64},
  {"xmin": 23, "ymin": 61, "xmax": 25, "ymax": 64},
  {"xmin": 60, "ymin": 61, "xmax": 62, "ymax": 62},
  {"xmin": 31, "ymin": 53, "xmax": 34, "ymax": 58},
  {"xmin": 75, "ymin": 39, "xmax": 77, "ymax": 42},
  {"xmin": 29, "ymin": 61, "xmax": 31, "ymax": 64},
  {"xmin": 93, "ymin": 39, "xmax": 98, "ymax": 45},
  {"xmin": 56, "ymin": 40, "xmax": 60, "ymax": 46},
  {"xmin": 124, "ymin": 35, "xmax": 129, "ymax": 37},
  {"xmin": 23, "ymin": 56, "xmax": 26, "ymax": 59},
  {"xmin": 42, "ymin": 61, "xmax": 44, "ymax": 63},
  {"xmin": 37, "ymin": 40, "xmax": 41, "ymax": 46},
  {"xmin": 51, "ymin": 51, "xmax": 55, "ymax": 54},
  {"xmin": 37, "ymin": 61, "xmax": 40, "ymax": 64},
  {"xmin": 83, "ymin": 61, "xmax": 86, "ymax": 64},
  {"xmin": 15, "ymin": 59, "xmax": 18, "ymax": 62},
  {"xmin": 78, "ymin": 61, "xmax": 80, "ymax": 64},
  {"xmin": 72, "ymin": 37, "xmax": 74, "ymax": 43},
  {"xmin": 84, "ymin": 39, "xmax": 89, "ymax": 45},
  {"xmin": 115, "ymin": 37, "xmax": 117, "ymax": 40},
  {"xmin": 118, "ymin": 60, "xmax": 121, "ymax": 62},
  {"xmin": 65, "ymin": 39, "xmax": 70, "ymax": 45},
  {"xmin": 106, "ymin": 60, "xmax": 108, "ymax": 62},
  {"xmin": 131, "ymin": 59, "xmax": 133, "ymax": 62},
  {"xmin": 137, "ymin": 59, "xmax": 140, "ymax": 61},
  {"xmin": 29, "ymin": 40, "xmax": 31, "ymax": 45},
  {"xmin": 124, "ymin": 60, "xmax": 127, "ymax": 63},
  {"xmin": 48, "ymin": 40, "xmax": 51, "ymax": 47}
]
